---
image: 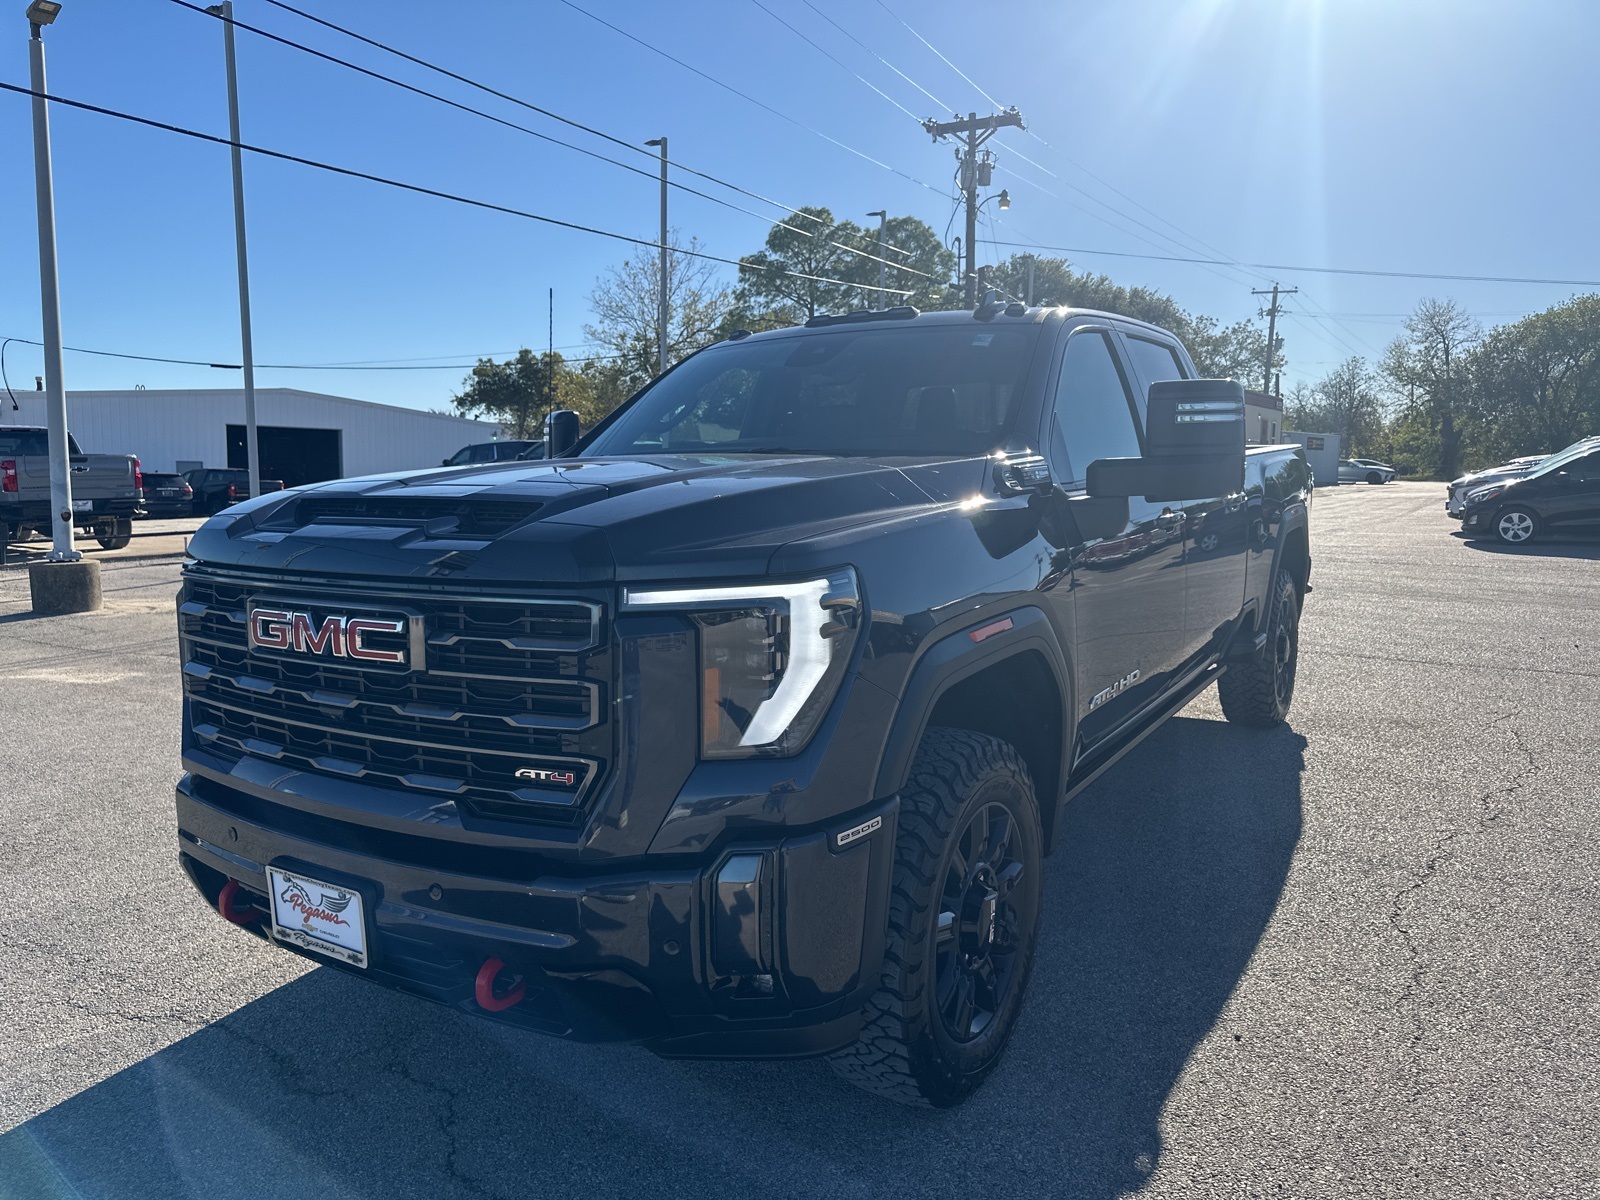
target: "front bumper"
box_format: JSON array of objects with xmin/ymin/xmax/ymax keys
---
[
  {"xmin": 176, "ymin": 772, "xmax": 897, "ymax": 1057},
  {"xmin": 1460, "ymin": 506, "xmax": 1494, "ymax": 532}
]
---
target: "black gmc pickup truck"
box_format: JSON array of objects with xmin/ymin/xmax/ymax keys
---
[{"xmin": 175, "ymin": 304, "xmax": 1312, "ymax": 1107}]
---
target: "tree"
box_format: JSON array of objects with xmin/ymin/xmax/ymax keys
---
[
  {"xmin": 1459, "ymin": 294, "xmax": 1600, "ymax": 465},
  {"xmin": 1285, "ymin": 356, "xmax": 1386, "ymax": 454},
  {"xmin": 452, "ymin": 348, "xmax": 573, "ymax": 439},
  {"xmin": 737, "ymin": 206, "xmax": 956, "ymax": 321},
  {"xmin": 584, "ymin": 230, "xmax": 734, "ymax": 400},
  {"xmin": 1382, "ymin": 298, "xmax": 1481, "ymax": 479}
]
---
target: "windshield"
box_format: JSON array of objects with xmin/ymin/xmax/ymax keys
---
[
  {"xmin": 1526, "ymin": 439, "xmax": 1600, "ymax": 479},
  {"xmin": 584, "ymin": 324, "xmax": 1041, "ymax": 458}
]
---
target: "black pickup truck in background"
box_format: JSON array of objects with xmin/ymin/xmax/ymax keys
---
[{"xmin": 173, "ymin": 304, "xmax": 1312, "ymax": 1108}]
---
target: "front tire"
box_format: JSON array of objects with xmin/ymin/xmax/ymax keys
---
[
  {"xmin": 1366, "ymin": 471, "xmax": 1384, "ymax": 485},
  {"xmin": 1219, "ymin": 568, "xmax": 1300, "ymax": 727},
  {"xmin": 830, "ymin": 728, "xmax": 1043, "ymax": 1108},
  {"xmin": 1493, "ymin": 506, "xmax": 1538, "ymax": 545}
]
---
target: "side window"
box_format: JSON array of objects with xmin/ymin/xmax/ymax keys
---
[
  {"xmin": 1123, "ymin": 335, "xmax": 1188, "ymax": 416},
  {"xmin": 1567, "ymin": 451, "xmax": 1600, "ymax": 481},
  {"xmin": 1050, "ymin": 331, "xmax": 1141, "ymax": 484}
]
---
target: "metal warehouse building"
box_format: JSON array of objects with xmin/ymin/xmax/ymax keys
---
[{"xmin": 2, "ymin": 388, "xmax": 501, "ymax": 489}]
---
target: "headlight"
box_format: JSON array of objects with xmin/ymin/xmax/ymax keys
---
[
  {"xmin": 623, "ymin": 569, "xmax": 861, "ymax": 759},
  {"xmin": 1466, "ymin": 484, "xmax": 1505, "ymax": 503}
]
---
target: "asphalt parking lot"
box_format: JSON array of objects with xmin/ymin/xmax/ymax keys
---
[{"xmin": 1, "ymin": 481, "xmax": 1596, "ymax": 1199}]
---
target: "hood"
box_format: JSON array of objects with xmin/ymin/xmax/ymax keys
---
[
  {"xmin": 186, "ymin": 454, "xmax": 988, "ymax": 585},
  {"xmin": 1453, "ymin": 463, "xmax": 1534, "ymax": 489}
]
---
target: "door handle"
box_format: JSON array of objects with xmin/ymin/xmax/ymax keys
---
[{"xmin": 1156, "ymin": 510, "xmax": 1186, "ymax": 529}]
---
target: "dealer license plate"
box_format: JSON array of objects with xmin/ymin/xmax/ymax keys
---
[
  {"xmin": 71, "ymin": 499, "xmax": 92, "ymax": 513},
  {"xmin": 266, "ymin": 866, "xmax": 368, "ymax": 968}
]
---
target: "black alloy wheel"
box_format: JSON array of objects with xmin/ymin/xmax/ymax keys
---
[
  {"xmin": 933, "ymin": 801, "xmax": 1028, "ymax": 1045},
  {"xmin": 829, "ymin": 727, "xmax": 1043, "ymax": 1107}
]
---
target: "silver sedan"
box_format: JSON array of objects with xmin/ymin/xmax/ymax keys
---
[{"xmin": 1337, "ymin": 459, "xmax": 1396, "ymax": 484}]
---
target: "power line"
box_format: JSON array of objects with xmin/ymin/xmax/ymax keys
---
[
  {"xmin": 797, "ymin": 0, "xmax": 953, "ymax": 113},
  {"xmin": 0, "ymin": 335, "xmax": 641, "ymax": 371},
  {"xmin": 981, "ymin": 239, "xmax": 1600, "ymax": 287},
  {"xmin": 259, "ymin": 0, "xmax": 832, "ymax": 229},
  {"xmin": 0, "ymin": 81, "xmax": 916, "ymax": 299},
  {"xmin": 552, "ymin": 0, "xmax": 945, "ymax": 195},
  {"xmin": 170, "ymin": 2, "xmax": 923, "ymax": 282},
  {"xmin": 750, "ymin": 0, "xmax": 921, "ymax": 124},
  {"xmin": 873, "ymin": 0, "xmax": 1001, "ymax": 111}
]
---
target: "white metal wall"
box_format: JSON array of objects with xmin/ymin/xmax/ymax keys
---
[{"xmin": 0, "ymin": 389, "xmax": 500, "ymax": 476}]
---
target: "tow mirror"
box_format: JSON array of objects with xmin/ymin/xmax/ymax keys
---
[
  {"xmin": 544, "ymin": 409, "xmax": 581, "ymax": 457},
  {"xmin": 1087, "ymin": 379, "xmax": 1245, "ymax": 502}
]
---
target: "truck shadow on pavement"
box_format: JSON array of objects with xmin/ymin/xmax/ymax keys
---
[{"xmin": 2, "ymin": 716, "xmax": 1305, "ymax": 1200}]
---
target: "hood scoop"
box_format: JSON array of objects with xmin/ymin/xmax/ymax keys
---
[{"xmin": 277, "ymin": 495, "xmax": 543, "ymax": 537}]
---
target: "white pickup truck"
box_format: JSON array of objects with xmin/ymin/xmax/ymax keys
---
[{"xmin": 0, "ymin": 425, "xmax": 143, "ymax": 550}]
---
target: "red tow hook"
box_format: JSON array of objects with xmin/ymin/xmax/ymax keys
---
[
  {"xmin": 474, "ymin": 957, "xmax": 526, "ymax": 1012},
  {"xmin": 218, "ymin": 879, "xmax": 265, "ymax": 925}
]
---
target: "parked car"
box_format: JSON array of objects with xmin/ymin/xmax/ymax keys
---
[
  {"xmin": 183, "ymin": 468, "xmax": 285, "ymax": 516},
  {"xmin": 442, "ymin": 439, "xmax": 540, "ymax": 466},
  {"xmin": 138, "ymin": 472, "xmax": 195, "ymax": 518},
  {"xmin": 1446, "ymin": 440, "xmax": 1600, "ymax": 516},
  {"xmin": 515, "ymin": 441, "xmax": 548, "ymax": 461},
  {"xmin": 1337, "ymin": 458, "xmax": 1395, "ymax": 484},
  {"xmin": 175, "ymin": 305, "xmax": 1313, "ymax": 1108},
  {"xmin": 1460, "ymin": 441, "xmax": 1600, "ymax": 544},
  {"xmin": 1, "ymin": 424, "xmax": 143, "ymax": 549}
]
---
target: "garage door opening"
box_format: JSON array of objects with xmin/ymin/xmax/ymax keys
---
[{"xmin": 227, "ymin": 425, "xmax": 343, "ymax": 489}]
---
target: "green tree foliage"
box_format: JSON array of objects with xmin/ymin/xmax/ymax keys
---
[
  {"xmin": 1284, "ymin": 356, "xmax": 1386, "ymax": 455},
  {"xmin": 736, "ymin": 206, "xmax": 956, "ymax": 321},
  {"xmin": 452, "ymin": 348, "xmax": 576, "ymax": 439},
  {"xmin": 1458, "ymin": 295, "xmax": 1600, "ymax": 466},
  {"xmin": 1382, "ymin": 298, "xmax": 1481, "ymax": 480}
]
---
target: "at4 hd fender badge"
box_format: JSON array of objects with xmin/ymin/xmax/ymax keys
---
[{"xmin": 1089, "ymin": 668, "xmax": 1141, "ymax": 711}]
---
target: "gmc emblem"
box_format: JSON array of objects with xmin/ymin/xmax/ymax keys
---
[{"xmin": 248, "ymin": 606, "xmax": 407, "ymax": 665}]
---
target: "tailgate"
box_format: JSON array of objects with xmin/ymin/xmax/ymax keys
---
[{"xmin": 60, "ymin": 454, "xmax": 140, "ymax": 500}]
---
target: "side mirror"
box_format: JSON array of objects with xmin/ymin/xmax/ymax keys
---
[
  {"xmin": 1087, "ymin": 379, "xmax": 1245, "ymax": 502},
  {"xmin": 544, "ymin": 409, "xmax": 581, "ymax": 457}
]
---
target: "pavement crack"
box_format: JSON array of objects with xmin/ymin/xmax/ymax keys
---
[{"xmin": 1384, "ymin": 712, "xmax": 1542, "ymax": 1101}]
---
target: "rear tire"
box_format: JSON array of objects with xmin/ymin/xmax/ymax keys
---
[
  {"xmin": 829, "ymin": 727, "xmax": 1043, "ymax": 1108},
  {"xmin": 95, "ymin": 517, "xmax": 132, "ymax": 551},
  {"xmin": 1219, "ymin": 568, "xmax": 1300, "ymax": 727}
]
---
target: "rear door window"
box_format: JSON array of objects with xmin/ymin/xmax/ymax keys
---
[{"xmin": 1122, "ymin": 334, "xmax": 1188, "ymax": 419}]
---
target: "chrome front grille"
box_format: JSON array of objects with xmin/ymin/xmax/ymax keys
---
[{"xmin": 178, "ymin": 567, "xmax": 611, "ymax": 827}]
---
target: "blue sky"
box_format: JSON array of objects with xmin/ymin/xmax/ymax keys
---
[{"xmin": 2, "ymin": 0, "xmax": 1597, "ymax": 411}]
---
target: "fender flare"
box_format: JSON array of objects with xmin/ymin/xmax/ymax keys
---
[
  {"xmin": 1270, "ymin": 499, "xmax": 1311, "ymax": 594},
  {"xmin": 871, "ymin": 605, "xmax": 1074, "ymax": 806}
]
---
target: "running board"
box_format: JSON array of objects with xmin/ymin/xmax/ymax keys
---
[{"xmin": 1060, "ymin": 663, "xmax": 1226, "ymax": 809}]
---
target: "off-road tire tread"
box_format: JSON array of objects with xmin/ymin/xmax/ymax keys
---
[
  {"xmin": 1218, "ymin": 569, "xmax": 1299, "ymax": 727},
  {"xmin": 828, "ymin": 726, "xmax": 1036, "ymax": 1107}
]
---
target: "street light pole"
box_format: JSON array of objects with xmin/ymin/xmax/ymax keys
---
[
  {"xmin": 867, "ymin": 210, "xmax": 886, "ymax": 309},
  {"xmin": 27, "ymin": 2, "xmax": 76, "ymax": 561},
  {"xmin": 645, "ymin": 137, "xmax": 668, "ymax": 377},
  {"xmin": 211, "ymin": 1, "xmax": 259, "ymax": 500}
]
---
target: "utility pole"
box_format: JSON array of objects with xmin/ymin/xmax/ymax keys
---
[
  {"xmin": 1252, "ymin": 282, "xmax": 1296, "ymax": 394},
  {"xmin": 1026, "ymin": 256, "xmax": 1036, "ymax": 306},
  {"xmin": 644, "ymin": 137, "xmax": 668, "ymax": 376},
  {"xmin": 546, "ymin": 286, "xmax": 555, "ymax": 433},
  {"xmin": 208, "ymin": 2, "xmax": 260, "ymax": 501},
  {"xmin": 922, "ymin": 109, "xmax": 1025, "ymax": 307},
  {"xmin": 27, "ymin": 1, "xmax": 77, "ymax": 563}
]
